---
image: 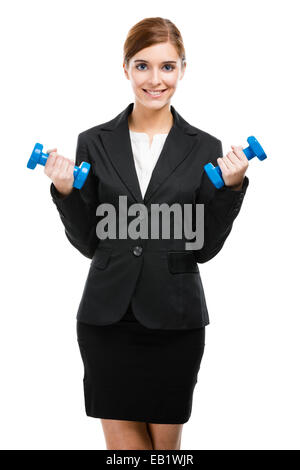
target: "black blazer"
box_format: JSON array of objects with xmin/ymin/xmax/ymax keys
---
[{"xmin": 50, "ymin": 102, "xmax": 249, "ymax": 329}]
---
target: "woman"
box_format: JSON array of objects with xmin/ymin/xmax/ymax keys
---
[{"xmin": 46, "ymin": 17, "xmax": 249, "ymax": 450}]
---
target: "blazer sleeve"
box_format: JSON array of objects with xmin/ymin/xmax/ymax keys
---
[
  {"xmin": 193, "ymin": 138, "xmax": 249, "ymax": 264},
  {"xmin": 50, "ymin": 133, "xmax": 99, "ymax": 259}
]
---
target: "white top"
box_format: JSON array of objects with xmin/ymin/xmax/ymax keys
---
[{"xmin": 129, "ymin": 131, "xmax": 168, "ymax": 198}]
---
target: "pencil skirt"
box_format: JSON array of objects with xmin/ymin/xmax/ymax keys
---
[{"xmin": 76, "ymin": 302, "xmax": 206, "ymax": 424}]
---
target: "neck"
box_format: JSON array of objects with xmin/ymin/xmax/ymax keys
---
[{"xmin": 128, "ymin": 101, "xmax": 173, "ymax": 134}]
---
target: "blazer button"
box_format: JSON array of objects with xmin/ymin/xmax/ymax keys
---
[{"xmin": 133, "ymin": 245, "xmax": 143, "ymax": 256}]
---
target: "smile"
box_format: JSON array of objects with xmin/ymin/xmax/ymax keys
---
[{"xmin": 142, "ymin": 89, "xmax": 167, "ymax": 98}]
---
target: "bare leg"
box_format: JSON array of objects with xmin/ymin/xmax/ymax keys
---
[
  {"xmin": 100, "ymin": 419, "xmax": 154, "ymax": 450},
  {"xmin": 147, "ymin": 423, "xmax": 184, "ymax": 450}
]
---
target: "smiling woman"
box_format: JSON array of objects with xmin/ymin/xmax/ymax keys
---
[
  {"xmin": 46, "ymin": 15, "xmax": 251, "ymax": 451},
  {"xmin": 123, "ymin": 19, "xmax": 186, "ymax": 134},
  {"xmin": 74, "ymin": 17, "xmax": 198, "ymax": 451}
]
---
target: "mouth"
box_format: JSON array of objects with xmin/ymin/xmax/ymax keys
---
[{"xmin": 142, "ymin": 88, "xmax": 168, "ymax": 98}]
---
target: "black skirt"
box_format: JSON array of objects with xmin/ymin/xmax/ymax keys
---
[{"xmin": 76, "ymin": 302, "xmax": 205, "ymax": 424}]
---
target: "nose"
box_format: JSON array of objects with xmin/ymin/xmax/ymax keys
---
[{"xmin": 148, "ymin": 67, "xmax": 162, "ymax": 86}]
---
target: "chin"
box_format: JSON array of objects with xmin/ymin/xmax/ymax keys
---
[{"xmin": 140, "ymin": 94, "xmax": 171, "ymax": 107}]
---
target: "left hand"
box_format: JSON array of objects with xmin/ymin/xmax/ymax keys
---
[{"xmin": 217, "ymin": 145, "xmax": 249, "ymax": 189}]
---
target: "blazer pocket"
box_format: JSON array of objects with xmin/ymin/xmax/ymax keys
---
[
  {"xmin": 167, "ymin": 251, "xmax": 199, "ymax": 274},
  {"xmin": 90, "ymin": 248, "xmax": 112, "ymax": 270}
]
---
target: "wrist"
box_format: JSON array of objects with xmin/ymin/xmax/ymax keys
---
[
  {"xmin": 227, "ymin": 177, "xmax": 244, "ymax": 191},
  {"xmin": 53, "ymin": 184, "xmax": 73, "ymax": 199}
]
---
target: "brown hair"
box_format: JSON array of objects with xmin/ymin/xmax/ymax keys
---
[{"xmin": 123, "ymin": 17, "xmax": 186, "ymax": 69}]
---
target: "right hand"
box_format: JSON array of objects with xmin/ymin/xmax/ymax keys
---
[{"xmin": 44, "ymin": 148, "xmax": 75, "ymax": 197}]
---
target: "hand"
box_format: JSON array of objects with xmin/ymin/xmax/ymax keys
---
[
  {"xmin": 44, "ymin": 147, "xmax": 75, "ymax": 197},
  {"xmin": 217, "ymin": 145, "xmax": 249, "ymax": 190}
]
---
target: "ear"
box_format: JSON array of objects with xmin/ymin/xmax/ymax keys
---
[
  {"xmin": 180, "ymin": 61, "xmax": 187, "ymax": 79},
  {"xmin": 123, "ymin": 62, "xmax": 129, "ymax": 80}
]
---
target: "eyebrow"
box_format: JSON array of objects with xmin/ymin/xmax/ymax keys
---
[{"xmin": 133, "ymin": 59, "xmax": 177, "ymax": 64}]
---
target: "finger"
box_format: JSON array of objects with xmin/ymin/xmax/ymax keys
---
[
  {"xmin": 224, "ymin": 154, "xmax": 236, "ymax": 169},
  {"xmin": 226, "ymin": 151, "xmax": 242, "ymax": 168},
  {"xmin": 52, "ymin": 154, "xmax": 65, "ymax": 174},
  {"xmin": 65, "ymin": 159, "xmax": 75, "ymax": 175},
  {"xmin": 60, "ymin": 157, "xmax": 75, "ymax": 177},
  {"xmin": 60, "ymin": 158, "xmax": 70, "ymax": 174},
  {"xmin": 231, "ymin": 145, "xmax": 247, "ymax": 162},
  {"xmin": 68, "ymin": 160, "xmax": 75, "ymax": 176},
  {"xmin": 45, "ymin": 151, "xmax": 58, "ymax": 170},
  {"xmin": 46, "ymin": 148, "xmax": 57, "ymax": 154},
  {"xmin": 58, "ymin": 156, "xmax": 74, "ymax": 176},
  {"xmin": 217, "ymin": 157, "xmax": 229, "ymax": 172}
]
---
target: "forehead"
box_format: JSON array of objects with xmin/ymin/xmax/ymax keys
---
[{"xmin": 132, "ymin": 42, "xmax": 179, "ymax": 62}]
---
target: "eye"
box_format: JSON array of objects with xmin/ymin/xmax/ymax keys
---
[
  {"xmin": 163, "ymin": 64, "xmax": 175, "ymax": 71},
  {"xmin": 135, "ymin": 63, "xmax": 175, "ymax": 71},
  {"xmin": 136, "ymin": 63, "xmax": 147, "ymax": 71}
]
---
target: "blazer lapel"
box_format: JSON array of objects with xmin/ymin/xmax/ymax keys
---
[
  {"xmin": 99, "ymin": 105, "xmax": 144, "ymax": 203},
  {"xmin": 98, "ymin": 102, "xmax": 199, "ymax": 206}
]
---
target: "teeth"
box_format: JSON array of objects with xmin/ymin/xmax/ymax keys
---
[{"xmin": 145, "ymin": 89, "xmax": 166, "ymax": 95}]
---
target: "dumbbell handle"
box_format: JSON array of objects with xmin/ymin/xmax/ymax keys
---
[
  {"xmin": 236, "ymin": 145, "xmax": 256, "ymax": 160},
  {"xmin": 27, "ymin": 142, "xmax": 90, "ymax": 189}
]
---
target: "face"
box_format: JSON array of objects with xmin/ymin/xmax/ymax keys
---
[{"xmin": 123, "ymin": 42, "xmax": 186, "ymax": 110}]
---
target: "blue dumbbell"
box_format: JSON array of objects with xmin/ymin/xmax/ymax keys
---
[
  {"xmin": 27, "ymin": 143, "xmax": 90, "ymax": 189},
  {"xmin": 204, "ymin": 136, "xmax": 267, "ymax": 189}
]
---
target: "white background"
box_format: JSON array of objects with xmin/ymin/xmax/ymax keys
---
[{"xmin": 1, "ymin": 0, "xmax": 299, "ymax": 450}]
